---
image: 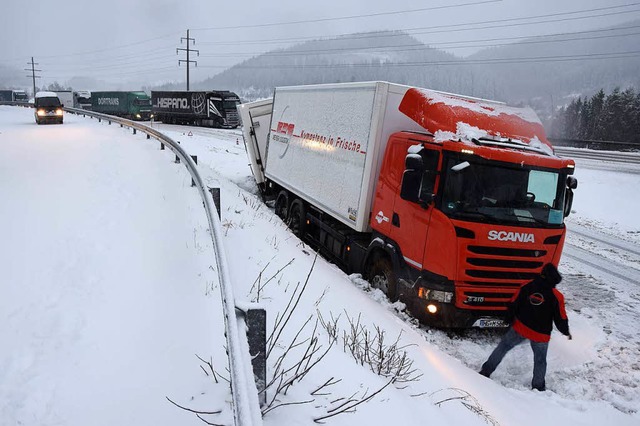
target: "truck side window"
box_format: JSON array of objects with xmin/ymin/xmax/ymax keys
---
[{"xmin": 420, "ymin": 149, "xmax": 439, "ymax": 199}]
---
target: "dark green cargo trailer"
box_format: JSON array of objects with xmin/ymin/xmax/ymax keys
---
[{"xmin": 90, "ymin": 91, "xmax": 152, "ymax": 120}]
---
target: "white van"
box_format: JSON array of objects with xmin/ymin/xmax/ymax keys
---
[{"xmin": 34, "ymin": 91, "xmax": 64, "ymax": 124}]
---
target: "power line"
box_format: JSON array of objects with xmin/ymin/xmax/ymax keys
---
[
  {"xmin": 197, "ymin": 4, "xmax": 640, "ymax": 46},
  {"xmin": 177, "ymin": 29, "xmax": 199, "ymax": 90},
  {"xmin": 196, "ymin": 27, "xmax": 640, "ymax": 58},
  {"xmin": 24, "ymin": 57, "xmax": 41, "ymax": 97},
  {"xmin": 191, "ymin": 0, "xmax": 502, "ymax": 31},
  {"xmin": 32, "ymin": 32, "xmax": 180, "ymax": 60},
  {"xmin": 196, "ymin": 49, "xmax": 640, "ymax": 69}
]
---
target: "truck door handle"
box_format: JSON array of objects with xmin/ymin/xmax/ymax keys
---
[{"xmin": 392, "ymin": 213, "xmax": 400, "ymax": 227}]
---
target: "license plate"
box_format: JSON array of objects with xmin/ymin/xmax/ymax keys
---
[{"xmin": 473, "ymin": 318, "xmax": 509, "ymax": 328}]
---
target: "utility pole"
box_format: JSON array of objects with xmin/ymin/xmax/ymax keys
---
[
  {"xmin": 177, "ymin": 29, "xmax": 198, "ymax": 91},
  {"xmin": 25, "ymin": 57, "xmax": 41, "ymax": 98}
]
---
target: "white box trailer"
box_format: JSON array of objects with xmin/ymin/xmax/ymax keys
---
[
  {"xmin": 244, "ymin": 82, "xmax": 429, "ymax": 232},
  {"xmin": 54, "ymin": 91, "xmax": 73, "ymax": 108}
]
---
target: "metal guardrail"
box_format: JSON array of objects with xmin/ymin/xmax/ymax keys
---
[
  {"xmin": 64, "ymin": 107, "xmax": 263, "ymax": 426},
  {"xmin": 549, "ymin": 137, "xmax": 640, "ymax": 152},
  {"xmin": 555, "ymin": 146, "xmax": 640, "ymax": 165}
]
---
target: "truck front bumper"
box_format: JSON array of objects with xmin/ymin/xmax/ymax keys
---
[{"xmin": 399, "ymin": 275, "xmax": 510, "ymax": 329}]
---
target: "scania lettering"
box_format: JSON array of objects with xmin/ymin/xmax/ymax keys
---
[
  {"xmin": 90, "ymin": 91, "xmax": 152, "ymax": 121},
  {"xmin": 488, "ymin": 230, "xmax": 535, "ymax": 243},
  {"xmin": 239, "ymin": 82, "xmax": 578, "ymax": 328},
  {"xmin": 151, "ymin": 90, "xmax": 241, "ymax": 128}
]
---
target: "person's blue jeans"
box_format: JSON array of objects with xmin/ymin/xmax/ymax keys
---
[{"xmin": 480, "ymin": 327, "xmax": 549, "ymax": 390}]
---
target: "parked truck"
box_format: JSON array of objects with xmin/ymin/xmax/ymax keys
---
[
  {"xmin": 0, "ymin": 89, "xmax": 29, "ymax": 103},
  {"xmin": 90, "ymin": 91, "xmax": 152, "ymax": 120},
  {"xmin": 73, "ymin": 91, "xmax": 92, "ymax": 109},
  {"xmin": 151, "ymin": 90, "xmax": 241, "ymax": 128},
  {"xmin": 239, "ymin": 81, "xmax": 578, "ymax": 328}
]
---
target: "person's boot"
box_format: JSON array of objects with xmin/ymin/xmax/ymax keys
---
[{"xmin": 532, "ymin": 381, "xmax": 546, "ymax": 391}]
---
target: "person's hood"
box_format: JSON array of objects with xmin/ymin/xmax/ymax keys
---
[{"xmin": 541, "ymin": 263, "xmax": 562, "ymax": 287}]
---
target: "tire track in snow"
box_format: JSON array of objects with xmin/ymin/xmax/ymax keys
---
[
  {"xmin": 568, "ymin": 225, "xmax": 640, "ymax": 257},
  {"xmin": 563, "ymin": 244, "xmax": 640, "ymax": 286}
]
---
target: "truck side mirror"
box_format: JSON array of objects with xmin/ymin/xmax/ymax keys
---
[
  {"xmin": 400, "ymin": 154, "xmax": 424, "ymax": 203},
  {"xmin": 563, "ymin": 189, "xmax": 574, "ymax": 217},
  {"xmin": 566, "ymin": 176, "xmax": 578, "ymax": 189}
]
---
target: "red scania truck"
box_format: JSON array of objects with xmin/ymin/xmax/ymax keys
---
[{"xmin": 238, "ymin": 82, "xmax": 577, "ymax": 328}]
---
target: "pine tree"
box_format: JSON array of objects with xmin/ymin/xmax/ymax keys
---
[{"xmin": 589, "ymin": 89, "xmax": 606, "ymax": 140}]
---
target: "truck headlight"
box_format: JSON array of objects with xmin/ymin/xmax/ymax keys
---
[
  {"xmin": 136, "ymin": 113, "xmax": 141, "ymax": 118},
  {"xmin": 55, "ymin": 109, "xmax": 63, "ymax": 116},
  {"xmin": 37, "ymin": 109, "xmax": 46, "ymax": 116},
  {"xmin": 418, "ymin": 288, "xmax": 453, "ymax": 303}
]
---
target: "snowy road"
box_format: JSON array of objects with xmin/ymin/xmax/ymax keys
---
[
  {"xmin": 0, "ymin": 107, "xmax": 228, "ymax": 425},
  {"xmin": 565, "ymin": 224, "xmax": 640, "ymax": 286}
]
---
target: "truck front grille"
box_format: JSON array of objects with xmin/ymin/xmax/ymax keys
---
[
  {"xmin": 457, "ymin": 244, "xmax": 550, "ymax": 310},
  {"xmin": 226, "ymin": 110, "xmax": 240, "ymax": 125}
]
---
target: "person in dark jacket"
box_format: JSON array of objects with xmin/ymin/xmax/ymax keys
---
[{"xmin": 479, "ymin": 263, "xmax": 572, "ymax": 391}]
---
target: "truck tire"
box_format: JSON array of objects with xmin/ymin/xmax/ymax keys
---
[
  {"xmin": 287, "ymin": 199, "xmax": 306, "ymax": 238},
  {"xmin": 274, "ymin": 190, "xmax": 289, "ymax": 221},
  {"xmin": 366, "ymin": 253, "xmax": 398, "ymax": 301}
]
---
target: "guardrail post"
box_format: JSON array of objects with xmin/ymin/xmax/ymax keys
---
[
  {"xmin": 98, "ymin": 118, "xmax": 101, "ymax": 123},
  {"xmin": 243, "ymin": 306, "xmax": 267, "ymax": 408},
  {"xmin": 133, "ymin": 128, "xmax": 136, "ymax": 135},
  {"xmin": 146, "ymin": 134, "xmax": 150, "ymax": 139},
  {"xmin": 109, "ymin": 120, "xmax": 111, "ymax": 125},
  {"xmin": 120, "ymin": 123, "xmax": 123, "ymax": 128},
  {"xmin": 209, "ymin": 187, "xmax": 221, "ymax": 219},
  {"xmin": 175, "ymin": 155, "xmax": 180, "ymax": 164},
  {"xmin": 191, "ymin": 156, "xmax": 198, "ymax": 187},
  {"xmin": 160, "ymin": 142, "xmax": 164, "ymax": 150}
]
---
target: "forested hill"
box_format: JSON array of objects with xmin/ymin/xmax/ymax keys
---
[
  {"xmin": 172, "ymin": 21, "xmax": 640, "ymax": 119},
  {"xmin": 184, "ymin": 31, "xmax": 502, "ymax": 101},
  {"xmin": 467, "ymin": 19, "xmax": 640, "ymax": 117}
]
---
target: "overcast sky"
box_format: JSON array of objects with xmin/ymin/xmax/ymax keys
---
[{"xmin": 1, "ymin": 0, "xmax": 637, "ymax": 89}]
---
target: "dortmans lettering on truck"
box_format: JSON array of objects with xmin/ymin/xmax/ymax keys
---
[
  {"xmin": 240, "ymin": 81, "xmax": 577, "ymax": 328},
  {"xmin": 98, "ymin": 97, "xmax": 119, "ymax": 106}
]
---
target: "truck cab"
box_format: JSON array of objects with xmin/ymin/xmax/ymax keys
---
[
  {"xmin": 370, "ymin": 131, "xmax": 576, "ymax": 327},
  {"xmin": 219, "ymin": 91, "xmax": 241, "ymax": 128},
  {"xmin": 13, "ymin": 90, "xmax": 29, "ymax": 103},
  {"xmin": 34, "ymin": 91, "xmax": 64, "ymax": 124}
]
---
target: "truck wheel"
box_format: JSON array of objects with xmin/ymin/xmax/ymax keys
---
[
  {"xmin": 288, "ymin": 199, "xmax": 306, "ymax": 238},
  {"xmin": 274, "ymin": 190, "xmax": 289, "ymax": 221},
  {"xmin": 366, "ymin": 254, "xmax": 398, "ymax": 301}
]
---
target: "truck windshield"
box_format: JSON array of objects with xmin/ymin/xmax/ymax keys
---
[
  {"xmin": 223, "ymin": 100, "xmax": 240, "ymax": 109},
  {"xmin": 440, "ymin": 153, "xmax": 566, "ymax": 227},
  {"xmin": 134, "ymin": 98, "xmax": 151, "ymax": 106}
]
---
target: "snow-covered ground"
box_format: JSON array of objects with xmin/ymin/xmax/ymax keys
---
[{"xmin": 1, "ymin": 106, "xmax": 639, "ymax": 425}]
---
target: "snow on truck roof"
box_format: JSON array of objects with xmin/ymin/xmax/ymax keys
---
[
  {"xmin": 35, "ymin": 91, "xmax": 60, "ymax": 98},
  {"xmin": 399, "ymin": 87, "xmax": 550, "ymax": 149}
]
